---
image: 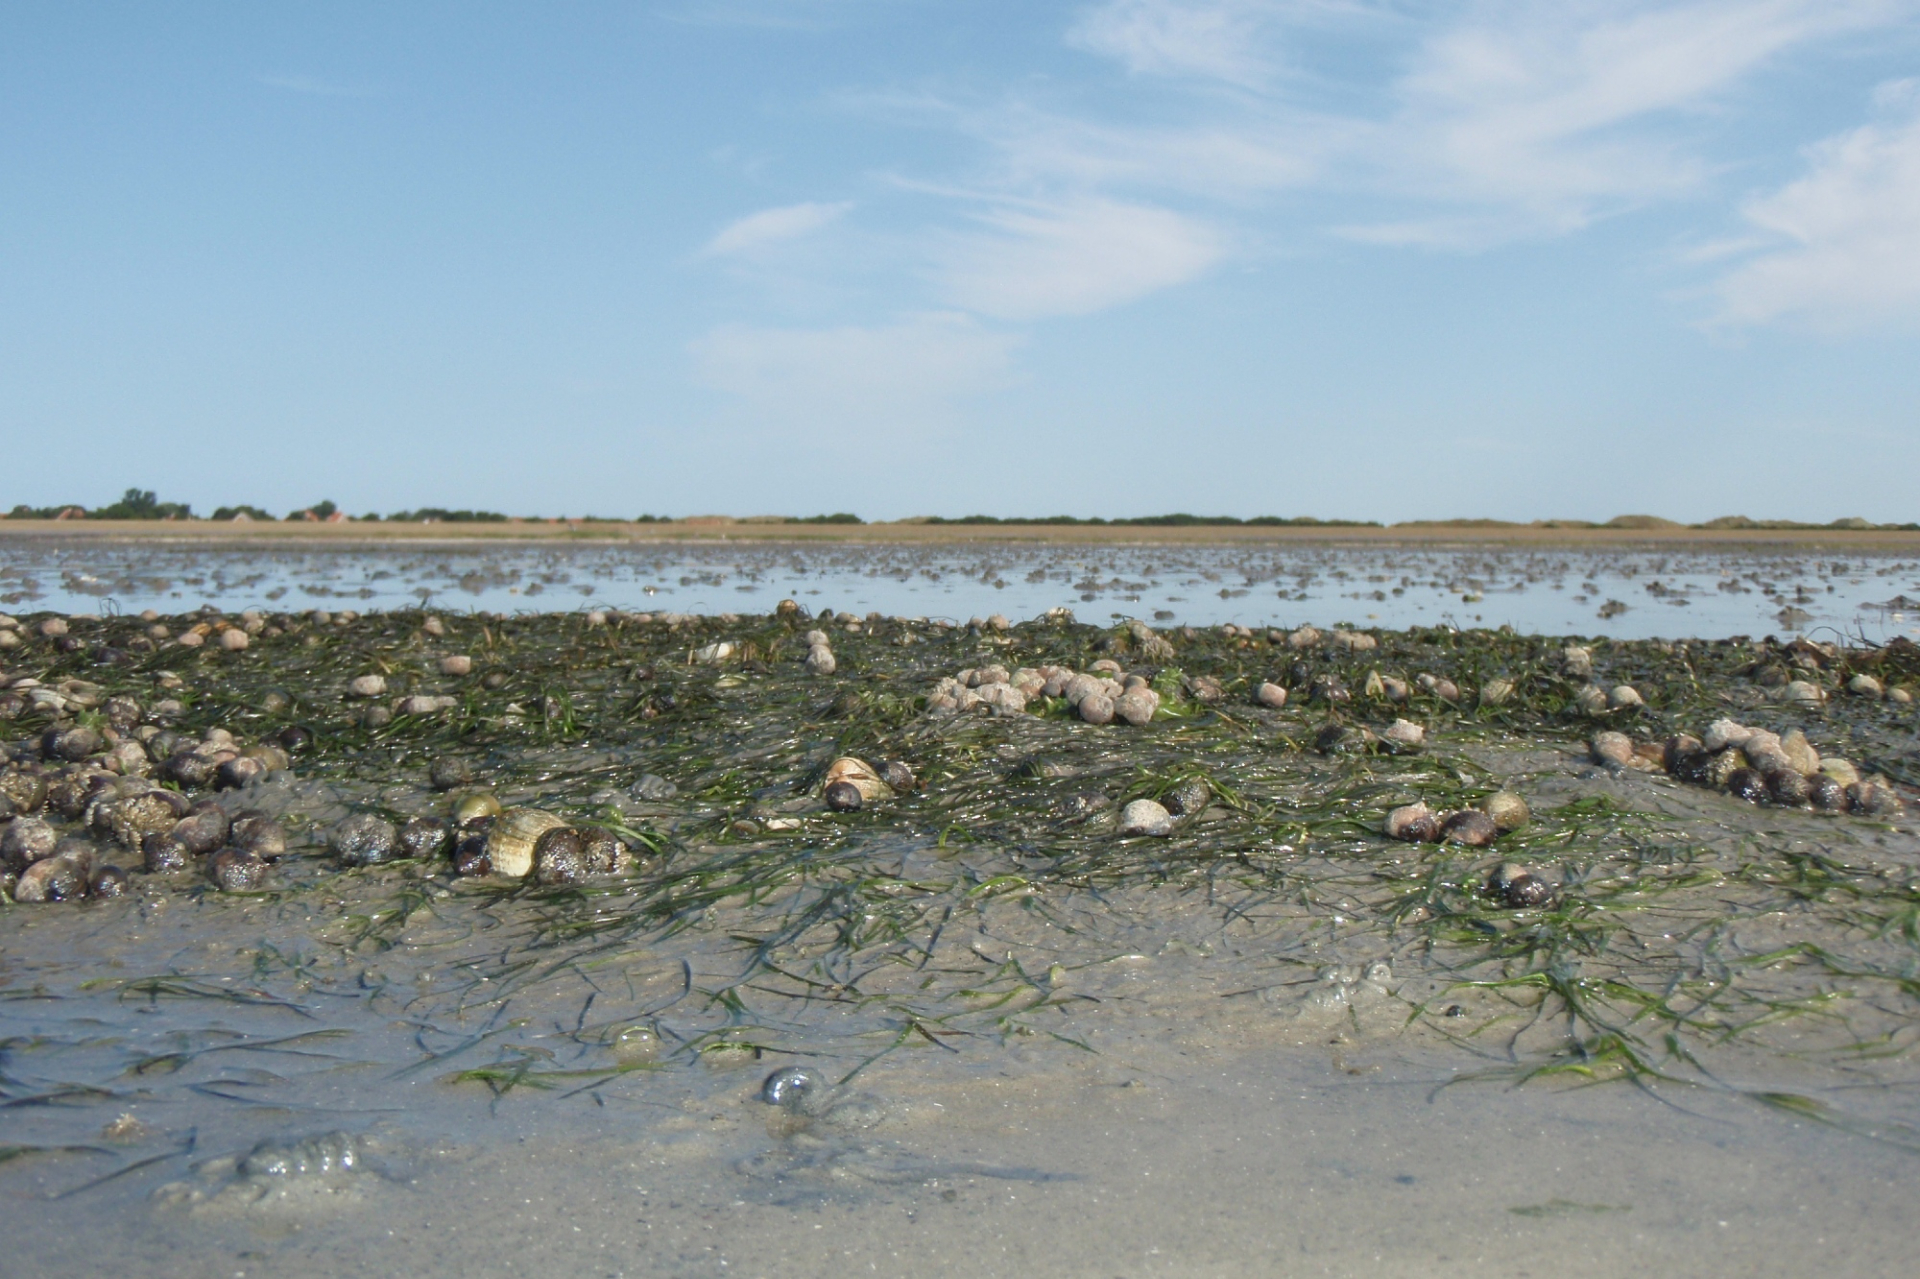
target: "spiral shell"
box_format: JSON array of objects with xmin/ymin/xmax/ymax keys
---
[{"xmin": 484, "ymin": 808, "xmax": 570, "ymax": 878}]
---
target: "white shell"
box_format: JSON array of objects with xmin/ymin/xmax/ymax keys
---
[{"xmin": 1119, "ymin": 799, "xmax": 1172, "ymax": 836}]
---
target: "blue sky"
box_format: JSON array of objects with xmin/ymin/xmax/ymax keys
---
[{"xmin": 4, "ymin": 1, "xmax": 1919, "ymax": 522}]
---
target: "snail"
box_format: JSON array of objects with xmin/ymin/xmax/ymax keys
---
[
  {"xmin": 208, "ymin": 848, "xmax": 268, "ymax": 892},
  {"xmin": 1384, "ymin": 802, "xmax": 1440, "ymax": 843},
  {"xmin": 89, "ymin": 865, "xmax": 129, "ymax": 898},
  {"xmin": 823, "ymin": 758, "xmax": 893, "ymax": 805},
  {"xmin": 142, "ymin": 831, "xmax": 190, "ymax": 874},
  {"xmin": 1161, "ymin": 778, "xmax": 1211, "ymax": 817},
  {"xmin": 451, "ymin": 791, "xmax": 504, "ymax": 826},
  {"xmin": 1766, "ymin": 769, "xmax": 1811, "ymax": 805},
  {"xmin": 1488, "ymin": 863, "xmax": 1555, "ymax": 909},
  {"xmin": 1482, "ymin": 790, "xmax": 1531, "ymax": 832},
  {"xmin": 230, "ymin": 813, "xmax": 286, "ymax": 859},
  {"xmin": 331, "ymin": 813, "xmax": 400, "ymax": 866},
  {"xmin": 483, "ymin": 808, "xmax": 570, "ymax": 878},
  {"xmin": 399, "ymin": 817, "xmax": 448, "ymax": 860},
  {"xmin": 1440, "ymin": 809, "xmax": 1499, "ymax": 847}
]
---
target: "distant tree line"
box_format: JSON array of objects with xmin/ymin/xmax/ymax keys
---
[{"xmin": 918, "ymin": 513, "xmax": 1384, "ymax": 527}]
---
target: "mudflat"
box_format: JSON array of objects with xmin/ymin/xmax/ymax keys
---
[{"xmin": 1, "ymin": 605, "xmax": 1915, "ymax": 1277}]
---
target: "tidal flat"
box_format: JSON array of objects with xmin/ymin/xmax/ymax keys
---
[{"xmin": 2, "ymin": 603, "xmax": 1918, "ymax": 1277}]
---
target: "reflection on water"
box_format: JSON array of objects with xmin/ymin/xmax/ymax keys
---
[{"xmin": 5, "ymin": 535, "xmax": 1920, "ymax": 640}]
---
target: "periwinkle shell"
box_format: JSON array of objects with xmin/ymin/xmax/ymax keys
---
[
  {"xmin": 230, "ymin": 813, "xmax": 286, "ymax": 858},
  {"xmin": 531, "ymin": 827, "xmax": 591, "ymax": 886},
  {"xmin": 1441, "ymin": 809, "xmax": 1499, "ymax": 847},
  {"xmin": 142, "ymin": 831, "xmax": 191, "ymax": 874},
  {"xmin": 1766, "ymin": 768, "xmax": 1811, "ymax": 806},
  {"xmin": 1383, "ymin": 802, "xmax": 1440, "ymax": 843},
  {"xmin": 1489, "ymin": 863, "xmax": 1555, "ymax": 909},
  {"xmin": 208, "ymin": 848, "xmax": 268, "ymax": 891},
  {"xmin": 1810, "ymin": 776, "xmax": 1851, "ymax": 811},
  {"xmin": 171, "ymin": 808, "xmax": 231, "ymax": 855},
  {"xmin": 398, "ymin": 816, "xmax": 448, "ymax": 860},
  {"xmin": 1162, "ymin": 778, "xmax": 1211, "ymax": 817},
  {"xmin": 1726, "ymin": 768, "xmax": 1769, "ymax": 803}
]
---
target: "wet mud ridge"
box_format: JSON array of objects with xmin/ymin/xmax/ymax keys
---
[{"xmin": 2, "ymin": 604, "xmax": 1919, "ymax": 1275}]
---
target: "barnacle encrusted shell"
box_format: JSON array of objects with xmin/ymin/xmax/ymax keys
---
[{"xmin": 485, "ymin": 807, "xmax": 570, "ymax": 878}]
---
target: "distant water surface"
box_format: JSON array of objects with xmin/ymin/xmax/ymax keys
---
[{"xmin": 4, "ymin": 536, "xmax": 1919, "ymax": 640}]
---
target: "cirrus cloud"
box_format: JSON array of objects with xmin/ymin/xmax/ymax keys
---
[
  {"xmin": 1713, "ymin": 84, "xmax": 1920, "ymax": 327},
  {"xmin": 703, "ymin": 201, "xmax": 854, "ymax": 257}
]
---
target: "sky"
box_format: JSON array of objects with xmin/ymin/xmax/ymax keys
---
[{"xmin": 3, "ymin": 1, "xmax": 1919, "ymax": 524}]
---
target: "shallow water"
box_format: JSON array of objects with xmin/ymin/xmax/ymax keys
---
[
  {"xmin": 7, "ymin": 534, "xmax": 1920, "ymax": 641},
  {"xmin": 2, "ymin": 607, "xmax": 1917, "ymax": 1276}
]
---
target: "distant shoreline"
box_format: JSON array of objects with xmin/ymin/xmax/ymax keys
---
[{"xmin": 4, "ymin": 518, "xmax": 1920, "ymax": 548}]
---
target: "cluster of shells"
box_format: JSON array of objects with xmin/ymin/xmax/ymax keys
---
[
  {"xmin": 801, "ymin": 629, "xmax": 837, "ymax": 676},
  {"xmin": 1555, "ymin": 648, "xmax": 1649, "ymax": 715},
  {"xmin": 1382, "ymin": 792, "xmax": 1552, "ymax": 908},
  {"xmin": 1589, "ymin": 719, "xmax": 1904, "ymax": 816},
  {"xmin": 1738, "ymin": 637, "xmax": 1915, "ymax": 706},
  {"xmin": 1843, "ymin": 672, "xmax": 1915, "ymax": 703},
  {"xmin": 926, "ymin": 660, "xmax": 1173, "ymax": 725},
  {"xmin": 330, "ymin": 795, "xmax": 635, "ymax": 887},
  {"xmin": 1, "ymin": 696, "xmax": 293, "ymax": 901}
]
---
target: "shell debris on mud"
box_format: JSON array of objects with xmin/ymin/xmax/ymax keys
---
[{"xmin": 1, "ymin": 599, "xmax": 1918, "ymax": 1249}]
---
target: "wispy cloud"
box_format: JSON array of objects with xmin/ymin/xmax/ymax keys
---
[
  {"xmin": 254, "ymin": 73, "xmax": 381, "ymax": 99},
  {"xmin": 1068, "ymin": 0, "xmax": 1288, "ymax": 88},
  {"xmin": 704, "ymin": 201, "xmax": 853, "ymax": 256},
  {"xmin": 1345, "ymin": 0, "xmax": 1906, "ymax": 244},
  {"xmin": 696, "ymin": 0, "xmax": 1920, "ymax": 355},
  {"xmin": 1712, "ymin": 81, "xmax": 1920, "ymax": 327},
  {"xmin": 1062, "ymin": 1, "xmax": 1913, "ymax": 246},
  {"xmin": 937, "ymin": 199, "xmax": 1227, "ymax": 320}
]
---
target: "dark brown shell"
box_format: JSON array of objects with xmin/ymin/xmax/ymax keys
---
[
  {"xmin": 1727, "ymin": 768, "xmax": 1768, "ymax": 803},
  {"xmin": 142, "ymin": 831, "xmax": 191, "ymax": 874},
  {"xmin": 1441, "ymin": 809, "xmax": 1499, "ymax": 847},
  {"xmin": 208, "ymin": 848, "xmax": 268, "ymax": 891}
]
